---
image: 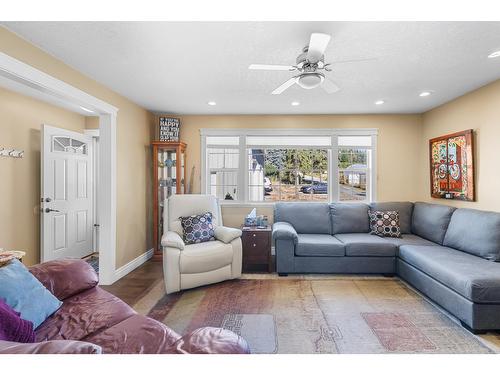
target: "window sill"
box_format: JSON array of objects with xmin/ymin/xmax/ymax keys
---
[
  {"xmin": 219, "ymin": 201, "xmax": 276, "ymax": 207},
  {"xmin": 218, "ymin": 200, "xmax": 370, "ymax": 207}
]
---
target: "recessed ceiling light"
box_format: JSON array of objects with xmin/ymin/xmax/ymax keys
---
[
  {"xmin": 79, "ymin": 106, "xmax": 94, "ymax": 113},
  {"xmin": 291, "ymin": 101, "xmax": 300, "ymax": 106},
  {"xmin": 207, "ymin": 101, "xmax": 217, "ymax": 106},
  {"xmin": 488, "ymin": 50, "xmax": 500, "ymax": 59},
  {"xmin": 419, "ymin": 91, "xmax": 432, "ymax": 97},
  {"xmin": 375, "ymin": 100, "xmax": 385, "ymax": 105}
]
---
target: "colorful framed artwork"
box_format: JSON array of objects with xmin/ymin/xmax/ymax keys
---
[{"xmin": 429, "ymin": 129, "xmax": 474, "ymax": 201}]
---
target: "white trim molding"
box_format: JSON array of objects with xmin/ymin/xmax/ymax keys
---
[
  {"xmin": 84, "ymin": 129, "xmax": 100, "ymax": 137},
  {"xmin": 113, "ymin": 248, "xmax": 154, "ymax": 282},
  {"xmin": 200, "ymin": 128, "xmax": 379, "ymax": 136},
  {"xmin": 0, "ymin": 52, "xmax": 119, "ymax": 285}
]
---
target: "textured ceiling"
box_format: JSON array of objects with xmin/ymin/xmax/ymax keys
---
[{"xmin": 3, "ymin": 21, "xmax": 500, "ymax": 114}]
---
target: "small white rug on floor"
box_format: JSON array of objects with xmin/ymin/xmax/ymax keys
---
[{"xmin": 222, "ymin": 313, "xmax": 277, "ymax": 354}]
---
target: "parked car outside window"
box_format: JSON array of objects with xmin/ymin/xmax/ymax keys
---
[{"xmin": 300, "ymin": 182, "xmax": 327, "ymax": 194}]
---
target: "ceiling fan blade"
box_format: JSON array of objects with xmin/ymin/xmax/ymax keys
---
[
  {"xmin": 329, "ymin": 57, "xmax": 377, "ymax": 64},
  {"xmin": 271, "ymin": 77, "xmax": 297, "ymax": 95},
  {"xmin": 322, "ymin": 77, "xmax": 340, "ymax": 94},
  {"xmin": 306, "ymin": 33, "xmax": 331, "ymax": 63},
  {"xmin": 249, "ymin": 64, "xmax": 295, "ymax": 71}
]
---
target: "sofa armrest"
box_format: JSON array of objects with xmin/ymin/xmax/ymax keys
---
[
  {"xmin": 161, "ymin": 231, "xmax": 185, "ymax": 250},
  {"xmin": 215, "ymin": 226, "xmax": 242, "ymax": 244},
  {"xmin": 29, "ymin": 259, "xmax": 98, "ymax": 301},
  {"xmin": 163, "ymin": 327, "xmax": 250, "ymax": 354},
  {"xmin": 272, "ymin": 222, "xmax": 298, "ymax": 244},
  {"xmin": 0, "ymin": 339, "xmax": 102, "ymax": 354}
]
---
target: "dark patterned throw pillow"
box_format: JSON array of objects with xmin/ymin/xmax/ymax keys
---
[
  {"xmin": 179, "ymin": 212, "xmax": 216, "ymax": 245},
  {"xmin": 368, "ymin": 210, "xmax": 402, "ymax": 238}
]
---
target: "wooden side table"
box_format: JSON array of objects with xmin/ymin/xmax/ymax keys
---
[{"xmin": 241, "ymin": 226, "xmax": 273, "ymax": 273}]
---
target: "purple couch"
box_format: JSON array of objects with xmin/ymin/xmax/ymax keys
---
[{"xmin": 0, "ymin": 259, "xmax": 249, "ymax": 354}]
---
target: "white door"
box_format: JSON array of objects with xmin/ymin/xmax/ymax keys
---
[{"xmin": 41, "ymin": 125, "xmax": 94, "ymax": 261}]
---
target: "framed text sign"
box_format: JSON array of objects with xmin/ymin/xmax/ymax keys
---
[
  {"xmin": 159, "ymin": 117, "xmax": 180, "ymax": 142},
  {"xmin": 429, "ymin": 129, "xmax": 474, "ymax": 201}
]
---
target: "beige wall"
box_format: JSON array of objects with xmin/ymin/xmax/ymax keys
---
[
  {"xmin": 0, "ymin": 87, "xmax": 86, "ymax": 265},
  {"xmin": 0, "ymin": 27, "xmax": 153, "ymax": 267},
  {"xmin": 155, "ymin": 114, "xmax": 423, "ymax": 225},
  {"xmin": 419, "ymin": 79, "xmax": 500, "ymax": 212}
]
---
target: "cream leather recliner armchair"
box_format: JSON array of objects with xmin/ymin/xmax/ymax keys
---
[{"xmin": 161, "ymin": 194, "xmax": 242, "ymax": 294}]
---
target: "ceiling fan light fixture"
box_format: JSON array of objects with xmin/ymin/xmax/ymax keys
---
[{"xmin": 297, "ymin": 73, "xmax": 324, "ymax": 90}]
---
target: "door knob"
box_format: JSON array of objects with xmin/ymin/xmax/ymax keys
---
[
  {"xmin": 45, "ymin": 208, "xmax": 60, "ymax": 213},
  {"xmin": 45, "ymin": 198, "xmax": 52, "ymax": 202}
]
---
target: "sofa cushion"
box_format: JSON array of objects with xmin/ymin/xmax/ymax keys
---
[
  {"xmin": 335, "ymin": 233, "xmax": 397, "ymax": 257},
  {"xmin": 443, "ymin": 208, "xmax": 500, "ymax": 261},
  {"xmin": 330, "ymin": 203, "xmax": 370, "ymax": 234},
  {"xmin": 29, "ymin": 258, "xmax": 99, "ymax": 301},
  {"xmin": 368, "ymin": 210, "xmax": 401, "ymax": 238},
  {"xmin": 84, "ymin": 314, "xmax": 181, "ymax": 354},
  {"xmin": 411, "ymin": 202, "xmax": 455, "ymax": 244},
  {"xmin": 35, "ymin": 287, "xmax": 135, "ymax": 342},
  {"xmin": 0, "ymin": 339, "xmax": 102, "ymax": 354},
  {"xmin": 274, "ymin": 203, "xmax": 331, "ymax": 234},
  {"xmin": 180, "ymin": 241, "xmax": 234, "ymax": 273},
  {"xmin": 295, "ymin": 234, "xmax": 345, "ymax": 257},
  {"xmin": 369, "ymin": 202, "xmax": 413, "ymax": 234},
  {"xmin": 399, "ymin": 245, "xmax": 500, "ymax": 303},
  {"xmin": 381, "ymin": 234, "xmax": 436, "ymax": 248}
]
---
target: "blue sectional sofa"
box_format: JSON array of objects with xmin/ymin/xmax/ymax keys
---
[{"xmin": 272, "ymin": 201, "xmax": 500, "ymax": 332}]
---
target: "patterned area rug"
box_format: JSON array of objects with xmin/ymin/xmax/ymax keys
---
[{"xmin": 132, "ymin": 276, "xmax": 494, "ymax": 354}]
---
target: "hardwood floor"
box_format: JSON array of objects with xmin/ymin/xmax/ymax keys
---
[
  {"xmin": 103, "ymin": 260, "xmax": 500, "ymax": 352},
  {"xmin": 102, "ymin": 260, "xmax": 162, "ymax": 306}
]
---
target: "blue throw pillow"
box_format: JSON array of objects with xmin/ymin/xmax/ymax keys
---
[{"xmin": 0, "ymin": 259, "xmax": 62, "ymax": 328}]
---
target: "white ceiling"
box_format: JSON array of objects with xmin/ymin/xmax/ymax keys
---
[{"xmin": 2, "ymin": 21, "xmax": 500, "ymax": 114}]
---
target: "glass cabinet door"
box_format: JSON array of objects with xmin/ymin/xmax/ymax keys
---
[
  {"xmin": 180, "ymin": 151, "xmax": 185, "ymax": 194},
  {"xmin": 154, "ymin": 144, "xmax": 186, "ymax": 254}
]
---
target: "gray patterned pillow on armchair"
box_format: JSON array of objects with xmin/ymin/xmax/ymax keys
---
[{"xmin": 179, "ymin": 212, "xmax": 216, "ymax": 245}]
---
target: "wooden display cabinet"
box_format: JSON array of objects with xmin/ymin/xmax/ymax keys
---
[{"xmin": 152, "ymin": 141, "xmax": 187, "ymax": 259}]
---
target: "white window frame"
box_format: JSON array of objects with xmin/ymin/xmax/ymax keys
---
[{"xmin": 201, "ymin": 128, "xmax": 378, "ymax": 205}]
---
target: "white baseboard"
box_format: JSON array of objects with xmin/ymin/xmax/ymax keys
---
[{"xmin": 112, "ymin": 248, "xmax": 154, "ymax": 283}]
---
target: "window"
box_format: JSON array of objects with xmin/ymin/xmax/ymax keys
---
[
  {"xmin": 206, "ymin": 136, "xmax": 240, "ymax": 201},
  {"xmin": 52, "ymin": 136, "xmax": 87, "ymax": 154},
  {"xmin": 338, "ymin": 148, "xmax": 369, "ymax": 201},
  {"xmin": 248, "ymin": 148, "xmax": 329, "ymax": 202},
  {"xmin": 202, "ymin": 130, "xmax": 377, "ymax": 203}
]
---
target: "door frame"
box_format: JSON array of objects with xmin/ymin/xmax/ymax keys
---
[
  {"xmin": 0, "ymin": 52, "xmax": 118, "ymax": 285},
  {"xmin": 84, "ymin": 129, "xmax": 100, "ymax": 254}
]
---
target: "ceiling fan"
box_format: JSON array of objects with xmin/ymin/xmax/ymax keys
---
[{"xmin": 249, "ymin": 33, "xmax": 367, "ymax": 95}]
